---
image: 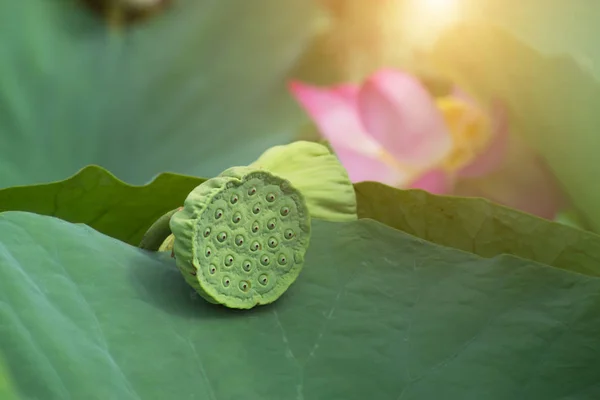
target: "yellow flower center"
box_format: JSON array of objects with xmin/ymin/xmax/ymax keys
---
[
  {"xmin": 435, "ymin": 96, "xmax": 492, "ymax": 172},
  {"xmin": 372, "ymin": 95, "xmax": 493, "ymax": 186}
]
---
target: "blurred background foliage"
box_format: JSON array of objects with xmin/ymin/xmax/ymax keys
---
[{"xmin": 2, "ymin": 0, "xmax": 600, "ymax": 231}]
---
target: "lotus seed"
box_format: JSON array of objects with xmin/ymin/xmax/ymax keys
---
[
  {"xmin": 230, "ymin": 194, "xmax": 239, "ymax": 204},
  {"xmin": 260, "ymin": 255, "xmax": 270, "ymax": 266},
  {"xmin": 235, "ymin": 235, "xmax": 244, "ymax": 246},
  {"xmin": 252, "ymin": 222, "xmax": 259, "ymax": 233},
  {"xmin": 239, "ymin": 280, "xmax": 250, "ymax": 292},
  {"xmin": 267, "ymin": 218, "xmax": 276, "ymax": 230},
  {"xmin": 215, "ymin": 209, "xmax": 224, "ymax": 219},
  {"xmin": 242, "ymin": 260, "xmax": 252, "ymax": 272},
  {"xmin": 280, "ymin": 207, "xmax": 290, "ymax": 216},
  {"xmin": 248, "ymin": 187, "xmax": 256, "ymax": 196},
  {"xmin": 223, "ymin": 277, "xmax": 231, "ymax": 287},
  {"xmin": 284, "ymin": 229, "xmax": 294, "ymax": 239},
  {"xmin": 266, "ymin": 193, "xmax": 275, "ymax": 202},
  {"xmin": 217, "ymin": 232, "xmax": 227, "ymax": 242},
  {"xmin": 250, "ymin": 241, "xmax": 260, "ymax": 252},
  {"xmin": 259, "ymin": 274, "xmax": 268, "ymax": 285},
  {"xmin": 268, "ymin": 237, "xmax": 278, "ymax": 248},
  {"xmin": 209, "ymin": 265, "xmax": 217, "ymax": 274},
  {"xmin": 232, "ymin": 212, "xmax": 242, "ymax": 223},
  {"xmin": 205, "ymin": 247, "xmax": 212, "ymax": 257},
  {"xmin": 224, "ymin": 255, "xmax": 234, "ymax": 266},
  {"xmin": 203, "ymin": 227, "xmax": 211, "ymax": 237},
  {"xmin": 252, "ymin": 204, "xmax": 261, "ymax": 214},
  {"xmin": 278, "ymin": 254, "xmax": 287, "ymax": 265}
]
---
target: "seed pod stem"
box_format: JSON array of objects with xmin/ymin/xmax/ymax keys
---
[{"xmin": 139, "ymin": 207, "xmax": 182, "ymax": 251}]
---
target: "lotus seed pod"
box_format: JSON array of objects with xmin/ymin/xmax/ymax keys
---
[
  {"xmin": 249, "ymin": 141, "xmax": 358, "ymax": 222},
  {"xmin": 169, "ymin": 166, "xmax": 311, "ymax": 309}
]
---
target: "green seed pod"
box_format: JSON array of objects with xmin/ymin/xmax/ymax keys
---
[{"xmin": 169, "ymin": 166, "xmax": 311, "ymax": 309}]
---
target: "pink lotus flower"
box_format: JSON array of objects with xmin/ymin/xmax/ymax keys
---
[{"xmin": 289, "ymin": 68, "xmax": 566, "ymax": 219}]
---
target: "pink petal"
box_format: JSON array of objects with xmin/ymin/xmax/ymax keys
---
[
  {"xmin": 288, "ymin": 80, "xmax": 380, "ymax": 155},
  {"xmin": 356, "ymin": 69, "xmax": 453, "ymax": 168},
  {"xmin": 459, "ymin": 99, "xmax": 510, "ymax": 178},
  {"xmin": 333, "ymin": 145, "xmax": 403, "ymax": 186},
  {"xmin": 407, "ymin": 169, "xmax": 454, "ymax": 195}
]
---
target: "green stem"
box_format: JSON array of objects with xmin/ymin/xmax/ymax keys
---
[{"xmin": 139, "ymin": 208, "xmax": 181, "ymax": 251}]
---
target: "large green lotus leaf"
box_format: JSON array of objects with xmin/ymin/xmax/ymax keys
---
[
  {"xmin": 355, "ymin": 182, "xmax": 600, "ymax": 277},
  {"xmin": 0, "ymin": 0, "xmax": 322, "ymax": 188},
  {"xmin": 2, "ymin": 166, "xmax": 600, "ymax": 276},
  {"xmin": 428, "ymin": 21, "xmax": 600, "ymax": 233},
  {"xmin": 3, "ymin": 211, "xmax": 600, "ymax": 399}
]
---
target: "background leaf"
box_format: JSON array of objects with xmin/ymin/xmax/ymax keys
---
[
  {"xmin": 2, "ymin": 211, "xmax": 600, "ymax": 399},
  {"xmin": 424, "ymin": 3, "xmax": 600, "ymax": 232},
  {"xmin": 356, "ymin": 182, "xmax": 600, "ymax": 276},
  {"xmin": 0, "ymin": 165, "xmax": 203, "ymax": 245},
  {"xmin": 0, "ymin": 0, "xmax": 323, "ymax": 188}
]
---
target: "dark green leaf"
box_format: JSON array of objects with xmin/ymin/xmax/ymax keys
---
[{"xmin": 0, "ymin": 165, "xmax": 203, "ymax": 245}]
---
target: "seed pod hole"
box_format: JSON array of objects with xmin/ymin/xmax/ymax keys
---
[
  {"xmin": 268, "ymin": 237, "xmax": 278, "ymax": 248},
  {"xmin": 224, "ymin": 255, "xmax": 234, "ymax": 267},
  {"xmin": 223, "ymin": 277, "xmax": 231, "ymax": 287},
  {"xmin": 260, "ymin": 255, "xmax": 270, "ymax": 266},
  {"xmin": 278, "ymin": 254, "xmax": 287, "ymax": 265},
  {"xmin": 230, "ymin": 194, "xmax": 239, "ymax": 204},
  {"xmin": 284, "ymin": 229, "xmax": 295, "ymax": 240},
  {"xmin": 266, "ymin": 193, "xmax": 276, "ymax": 202},
  {"xmin": 259, "ymin": 274, "xmax": 269, "ymax": 286},
  {"xmin": 252, "ymin": 222, "xmax": 259, "ymax": 233},
  {"xmin": 203, "ymin": 227, "xmax": 211, "ymax": 237},
  {"xmin": 209, "ymin": 265, "xmax": 217, "ymax": 275},
  {"xmin": 205, "ymin": 247, "xmax": 212, "ymax": 257},
  {"xmin": 250, "ymin": 241, "xmax": 260, "ymax": 252},
  {"xmin": 217, "ymin": 232, "xmax": 227, "ymax": 242},
  {"xmin": 215, "ymin": 209, "xmax": 224, "ymax": 219},
  {"xmin": 232, "ymin": 212, "xmax": 242, "ymax": 224},
  {"xmin": 280, "ymin": 207, "xmax": 290, "ymax": 216},
  {"xmin": 239, "ymin": 280, "xmax": 250, "ymax": 292},
  {"xmin": 252, "ymin": 204, "xmax": 261, "ymax": 214},
  {"xmin": 242, "ymin": 260, "xmax": 252, "ymax": 272},
  {"xmin": 235, "ymin": 235, "xmax": 245, "ymax": 246},
  {"xmin": 248, "ymin": 187, "xmax": 257, "ymax": 196},
  {"xmin": 267, "ymin": 218, "xmax": 276, "ymax": 230}
]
